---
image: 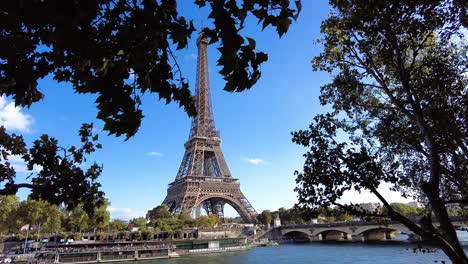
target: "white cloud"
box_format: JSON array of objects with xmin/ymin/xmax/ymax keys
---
[
  {"xmin": 0, "ymin": 96, "xmax": 33, "ymax": 132},
  {"xmin": 108, "ymin": 207, "xmax": 146, "ymax": 220},
  {"xmin": 243, "ymin": 157, "xmax": 266, "ymax": 166},
  {"xmin": 146, "ymin": 151, "xmax": 163, "ymax": 157},
  {"xmin": 3, "ymin": 155, "xmax": 43, "ymax": 173},
  {"xmin": 338, "ymin": 182, "xmax": 414, "ymax": 205},
  {"xmin": 8, "ymin": 155, "xmax": 25, "ymax": 163}
]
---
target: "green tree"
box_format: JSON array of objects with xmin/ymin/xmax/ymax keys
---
[
  {"xmin": 132, "ymin": 231, "xmax": 142, "ymax": 241},
  {"xmin": 166, "ymin": 230, "xmax": 174, "ymax": 240},
  {"xmin": 0, "ymin": 125, "xmax": 104, "ymax": 214},
  {"xmin": 275, "ymin": 207, "xmax": 307, "ymax": 225},
  {"xmin": 207, "ymin": 215, "xmax": 219, "ymax": 227},
  {"xmin": 0, "ymin": 195, "xmax": 19, "ymax": 234},
  {"xmin": 334, "ymin": 209, "xmax": 354, "ymax": 222},
  {"xmin": 0, "ymin": 0, "xmax": 300, "ymax": 214},
  {"xmin": 178, "ymin": 212, "xmax": 195, "ymax": 227},
  {"xmin": 122, "ymin": 231, "xmax": 130, "ymax": 241},
  {"xmin": 73, "ymin": 232, "xmax": 83, "ymax": 241},
  {"xmin": 16, "ymin": 199, "xmax": 52, "ymax": 231},
  {"xmin": 142, "ymin": 230, "xmax": 154, "ymax": 241},
  {"xmin": 257, "ymin": 210, "xmax": 273, "ymax": 226},
  {"xmin": 130, "ymin": 217, "xmax": 147, "ymax": 229},
  {"xmin": 388, "ymin": 203, "xmax": 424, "ymax": 218},
  {"xmin": 178, "ymin": 212, "xmax": 192, "ymax": 222},
  {"xmin": 67, "ymin": 205, "xmax": 90, "ymax": 233},
  {"xmin": 175, "ymin": 230, "xmax": 183, "ymax": 239},
  {"xmin": 194, "ymin": 216, "xmax": 211, "ymax": 228},
  {"xmin": 146, "ymin": 205, "xmax": 172, "ymax": 221},
  {"xmin": 87, "ymin": 200, "xmax": 111, "ymax": 232},
  {"xmin": 40, "ymin": 203, "xmax": 62, "ymax": 233},
  {"xmin": 293, "ymin": 0, "xmax": 467, "ymax": 262},
  {"xmin": 109, "ymin": 219, "xmax": 128, "ymax": 232},
  {"xmin": 97, "ymin": 232, "xmax": 107, "ymax": 241}
]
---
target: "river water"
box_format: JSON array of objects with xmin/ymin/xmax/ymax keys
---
[
  {"xmin": 140, "ymin": 231, "xmax": 467, "ymax": 264},
  {"xmin": 136, "ymin": 243, "xmax": 468, "ymax": 264}
]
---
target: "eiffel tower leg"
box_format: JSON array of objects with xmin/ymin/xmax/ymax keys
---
[
  {"xmin": 214, "ymin": 199, "xmax": 225, "ymax": 219},
  {"xmin": 200, "ymin": 198, "xmax": 225, "ymax": 220},
  {"xmin": 231, "ymin": 193, "xmax": 257, "ymax": 223},
  {"xmin": 202, "ymin": 199, "xmax": 212, "ymax": 215},
  {"xmin": 180, "ymin": 195, "xmax": 198, "ymax": 215}
]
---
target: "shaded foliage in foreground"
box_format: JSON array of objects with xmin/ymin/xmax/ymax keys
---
[{"xmin": 293, "ymin": 0, "xmax": 467, "ymax": 263}]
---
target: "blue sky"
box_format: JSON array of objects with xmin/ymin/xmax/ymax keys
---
[{"xmin": 1, "ymin": 1, "xmax": 410, "ymax": 220}]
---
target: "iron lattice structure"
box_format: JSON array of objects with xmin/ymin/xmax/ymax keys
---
[{"xmin": 162, "ymin": 36, "xmax": 257, "ymax": 223}]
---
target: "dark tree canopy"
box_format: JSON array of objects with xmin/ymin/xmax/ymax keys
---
[
  {"xmin": 292, "ymin": 0, "xmax": 467, "ymax": 263},
  {"xmin": 146, "ymin": 204, "xmax": 172, "ymax": 221},
  {"xmin": 0, "ymin": 0, "xmax": 300, "ymax": 214},
  {"xmin": 0, "ymin": 0, "xmax": 300, "ymax": 138},
  {"xmin": 0, "ymin": 124, "xmax": 104, "ymax": 214}
]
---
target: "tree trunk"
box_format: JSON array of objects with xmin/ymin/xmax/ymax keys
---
[
  {"xmin": 424, "ymin": 185, "xmax": 468, "ymax": 264},
  {"xmin": 437, "ymin": 238, "xmax": 468, "ymax": 264}
]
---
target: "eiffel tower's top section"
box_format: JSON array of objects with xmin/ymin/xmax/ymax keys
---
[{"xmin": 188, "ymin": 34, "xmax": 219, "ymax": 139}]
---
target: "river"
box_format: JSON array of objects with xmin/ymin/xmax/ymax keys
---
[
  {"xmin": 139, "ymin": 243, "xmax": 468, "ymax": 264},
  {"xmin": 132, "ymin": 230, "xmax": 468, "ymax": 264},
  {"xmin": 135, "ymin": 242, "xmax": 468, "ymax": 264}
]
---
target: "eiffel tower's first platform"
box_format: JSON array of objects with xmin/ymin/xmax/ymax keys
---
[{"xmin": 162, "ymin": 35, "xmax": 257, "ymax": 223}]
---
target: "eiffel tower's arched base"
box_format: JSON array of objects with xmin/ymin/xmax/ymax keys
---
[{"xmin": 162, "ymin": 176, "xmax": 257, "ymax": 223}]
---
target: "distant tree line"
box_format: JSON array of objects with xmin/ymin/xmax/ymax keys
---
[
  {"xmin": 0, "ymin": 196, "xmax": 223, "ymax": 242},
  {"xmin": 0, "ymin": 195, "xmax": 110, "ymax": 241},
  {"xmin": 256, "ymin": 207, "xmax": 353, "ymax": 226},
  {"xmin": 257, "ymin": 204, "xmax": 467, "ymax": 226}
]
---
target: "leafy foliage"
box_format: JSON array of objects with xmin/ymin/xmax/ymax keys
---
[
  {"xmin": 109, "ymin": 219, "xmax": 128, "ymax": 232},
  {"xmin": 0, "ymin": 124, "xmax": 104, "ymax": 214},
  {"xmin": 292, "ymin": 0, "xmax": 467, "ymax": 262},
  {"xmin": 275, "ymin": 207, "xmax": 308, "ymax": 225},
  {"xmin": 257, "ymin": 210, "xmax": 272, "ymax": 226},
  {"xmin": 146, "ymin": 204, "xmax": 172, "ymax": 221},
  {"xmin": 0, "ymin": 0, "xmax": 300, "ymax": 218},
  {"xmin": 387, "ymin": 203, "xmax": 424, "ymax": 218},
  {"xmin": 15, "ymin": 199, "xmax": 62, "ymax": 233},
  {"xmin": 146, "ymin": 205, "xmax": 219, "ymax": 232},
  {"xmin": 0, "ymin": 196, "xmax": 111, "ymax": 235},
  {"xmin": 130, "ymin": 217, "xmax": 147, "ymax": 228},
  {"xmin": 0, "ymin": 195, "xmax": 19, "ymax": 234},
  {"xmin": 0, "ymin": 0, "xmax": 300, "ymax": 139}
]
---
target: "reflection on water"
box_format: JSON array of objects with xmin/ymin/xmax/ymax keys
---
[{"xmin": 394, "ymin": 230, "xmax": 468, "ymax": 244}]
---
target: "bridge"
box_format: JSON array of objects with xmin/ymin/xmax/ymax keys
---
[{"xmin": 274, "ymin": 217, "xmax": 468, "ymax": 242}]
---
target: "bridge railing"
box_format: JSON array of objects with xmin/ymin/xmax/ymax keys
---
[{"xmin": 278, "ymin": 216, "xmax": 467, "ymax": 229}]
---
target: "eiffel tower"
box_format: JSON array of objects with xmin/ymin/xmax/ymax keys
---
[{"xmin": 162, "ymin": 35, "xmax": 257, "ymax": 223}]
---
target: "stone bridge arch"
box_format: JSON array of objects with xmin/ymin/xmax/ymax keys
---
[
  {"xmin": 310, "ymin": 227, "xmax": 352, "ymax": 237},
  {"xmin": 282, "ymin": 229, "xmax": 312, "ymax": 236},
  {"xmin": 353, "ymin": 225, "xmax": 412, "ymax": 236},
  {"xmin": 282, "ymin": 230, "xmax": 312, "ymax": 242},
  {"xmin": 314, "ymin": 229, "xmax": 353, "ymax": 241}
]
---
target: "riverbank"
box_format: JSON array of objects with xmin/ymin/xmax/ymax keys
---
[{"xmin": 1, "ymin": 238, "xmax": 249, "ymax": 264}]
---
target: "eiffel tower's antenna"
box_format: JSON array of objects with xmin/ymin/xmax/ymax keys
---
[{"xmin": 190, "ymin": 30, "xmax": 216, "ymax": 139}]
